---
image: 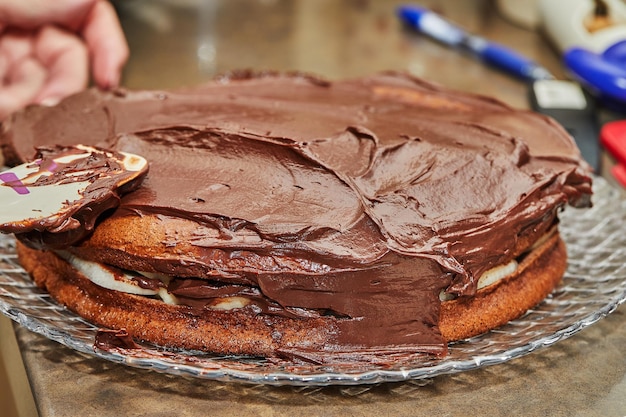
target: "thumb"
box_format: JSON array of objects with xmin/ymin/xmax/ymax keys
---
[
  {"xmin": 33, "ymin": 25, "xmax": 89, "ymax": 105},
  {"xmin": 81, "ymin": 1, "xmax": 129, "ymax": 88}
]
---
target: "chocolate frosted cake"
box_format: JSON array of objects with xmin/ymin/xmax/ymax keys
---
[{"xmin": 0, "ymin": 72, "xmax": 592, "ymax": 362}]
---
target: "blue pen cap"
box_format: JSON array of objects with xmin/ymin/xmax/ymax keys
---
[
  {"xmin": 396, "ymin": 5, "xmax": 426, "ymax": 26},
  {"xmin": 397, "ymin": 5, "xmax": 465, "ymax": 46}
]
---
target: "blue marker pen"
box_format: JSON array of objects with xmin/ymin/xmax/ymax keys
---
[{"xmin": 397, "ymin": 5, "xmax": 554, "ymax": 81}]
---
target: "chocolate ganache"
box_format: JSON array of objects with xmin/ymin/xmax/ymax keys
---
[{"xmin": 1, "ymin": 72, "xmax": 592, "ymax": 358}]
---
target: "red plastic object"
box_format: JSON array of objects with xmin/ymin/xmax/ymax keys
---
[
  {"xmin": 600, "ymin": 120, "xmax": 626, "ymax": 187},
  {"xmin": 610, "ymin": 164, "xmax": 626, "ymax": 188}
]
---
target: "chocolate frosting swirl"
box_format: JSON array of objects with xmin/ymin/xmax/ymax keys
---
[{"xmin": 1, "ymin": 72, "xmax": 592, "ymax": 357}]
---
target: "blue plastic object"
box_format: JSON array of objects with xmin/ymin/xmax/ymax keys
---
[
  {"xmin": 397, "ymin": 5, "xmax": 553, "ymax": 80},
  {"xmin": 564, "ymin": 39, "xmax": 626, "ymax": 109}
]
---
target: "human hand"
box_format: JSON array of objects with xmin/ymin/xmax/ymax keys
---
[{"xmin": 0, "ymin": 0, "xmax": 129, "ymax": 119}]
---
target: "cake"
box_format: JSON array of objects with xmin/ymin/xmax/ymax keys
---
[{"xmin": 0, "ymin": 71, "xmax": 592, "ymax": 362}]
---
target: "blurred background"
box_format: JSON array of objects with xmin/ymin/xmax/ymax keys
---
[{"xmin": 112, "ymin": 0, "xmax": 558, "ymax": 108}]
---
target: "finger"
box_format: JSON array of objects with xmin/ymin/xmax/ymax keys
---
[
  {"xmin": 0, "ymin": 31, "xmax": 39, "ymax": 115},
  {"xmin": 0, "ymin": 56, "xmax": 46, "ymax": 119},
  {"xmin": 33, "ymin": 25, "xmax": 88, "ymax": 105},
  {"xmin": 0, "ymin": 30, "xmax": 35, "ymax": 67},
  {"xmin": 0, "ymin": 53, "xmax": 8, "ymax": 84},
  {"xmin": 81, "ymin": 1, "xmax": 129, "ymax": 88},
  {"xmin": 0, "ymin": 0, "xmax": 96, "ymax": 30}
]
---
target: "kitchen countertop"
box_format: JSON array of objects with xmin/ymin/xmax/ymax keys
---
[{"xmin": 3, "ymin": 1, "xmax": 626, "ymax": 416}]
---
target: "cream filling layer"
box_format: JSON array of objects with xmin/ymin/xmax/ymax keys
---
[
  {"xmin": 57, "ymin": 251, "xmax": 250, "ymax": 309},
  {"xmin": 438, "ymin": 260, "xmax": 519, "ymax": 301},
  {"xmin": 438, "ymin": 228, "xmax": 557, "ymax": 301},
  {"xmin": 57, "ymin": 251, "xmax": 158, "ymax": 297},
  {"xmin": 58, "ymin": 228, "xmax": 556, "ymax": 311}
]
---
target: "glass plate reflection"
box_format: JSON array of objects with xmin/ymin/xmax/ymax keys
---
[{"xmin": 1, "ymin": 177, "xmax": 625, "ymax": 386}]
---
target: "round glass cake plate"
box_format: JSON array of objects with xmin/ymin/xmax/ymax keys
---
[{"xmin": 1, "ymin": 176, "xmax": 625, "ymax": 386}]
